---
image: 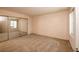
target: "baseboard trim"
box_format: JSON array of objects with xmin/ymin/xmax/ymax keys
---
[{"xmin": 31, "ymin": 33, "xmax": 68, "ymax": 41}]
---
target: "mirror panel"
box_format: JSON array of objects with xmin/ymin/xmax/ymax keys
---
[
  {"xmin": 18, "ymin": 18, "xmax": 28, "ymax": 36},
  {"xmin": 0, "ymin": 16, "xmax": 28, "ymax": 42},
  {"xmin": 0, "ymin": 16, "xmax": 9, "ymax": 42},
  {"xmin": 8, "ymin": 17, "xmax": 28, "ymax": 39}
]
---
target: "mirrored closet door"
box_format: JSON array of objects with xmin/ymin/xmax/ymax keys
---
[
  {"xmin": 0, "ymin": 16, "xmax": 28, "ymax": 42},
  {"xmin": 0, "ymin": 16, "xmax": 9, "ymax": 42},
  {"xmin": 8, "ymin": 17, "xmax": 28, "ymax": 39}
]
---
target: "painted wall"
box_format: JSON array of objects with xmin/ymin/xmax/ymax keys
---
[
  {"xmin": 18, "ymin": 19, "xmax": 28, "ymax": 32},
  {"xmin": 32, "ymin": 10, "xmax": 69, "ymax": 40},
  {"xmin": 28, "ymin": 17, "xmax": 32, "ymax": 34}
]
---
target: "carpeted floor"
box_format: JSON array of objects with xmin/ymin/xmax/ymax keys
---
[{"xmin": 0, "ymin": 34, "xmax": 73, "ymax": 52}]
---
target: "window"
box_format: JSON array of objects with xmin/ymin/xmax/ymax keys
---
[
  {"xmin": 69, "ymin": 11, "xmax": 74, "ymax": 35},
  {"xmin": 0, "ymin": 16, "xmax": 5, "ymax": 21},
  {"xmin": 10, "ymin": 20, "xmax": 17, "ymax": 28}
]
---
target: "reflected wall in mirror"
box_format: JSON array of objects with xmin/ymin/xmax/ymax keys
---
[
  {"xmin": 9, "ymin": 17, "xmax": 28, "ymax": 39},
  {"xmin": 0, "ymin": 16, "xmax": 8, "ymax": 42},
  {"xmin": 8, "ymin": 17, "xmax": 19, "ymax": 39},
  {"xmin": 18, "ymin": 18, "xmax": 28, "ymax": 36},
  {"xmin": 0, "ymin": 16, "xmax": 28, "ymax": 42}
]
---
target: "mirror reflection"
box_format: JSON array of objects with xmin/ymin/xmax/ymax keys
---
[
  {"xmin": 0, "ymin": 16, "xmax": 28, "ymax": 42},
  {"xmin": 0, "ymin": 16, "xmax": 8, "ymax": 41}
]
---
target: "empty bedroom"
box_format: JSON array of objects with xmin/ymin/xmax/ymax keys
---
[{"xmin": 0, "ymin": 7, "xmax": 76, "ymax": 52}]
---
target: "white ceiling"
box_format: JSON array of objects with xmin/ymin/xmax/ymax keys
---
[{"xmin": 1, "ymin": 7, "xmax": 69, "ymax": 16}]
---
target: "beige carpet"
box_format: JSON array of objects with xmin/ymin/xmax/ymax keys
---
[{"xmin": 0, "ymin": 34, "xmax": 73, "ymax": 52}]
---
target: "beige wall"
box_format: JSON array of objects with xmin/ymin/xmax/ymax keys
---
[
  {"xmin": 18, "ymin": 19, "xmax": 28, "ymax": 32},
  {"xmin": 28, "ymin": 17, "xmax": 32, "ymax": 34},
  {"xmin": 32, "ymin": 10, "xmax": 69, "ymax": 40}
]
